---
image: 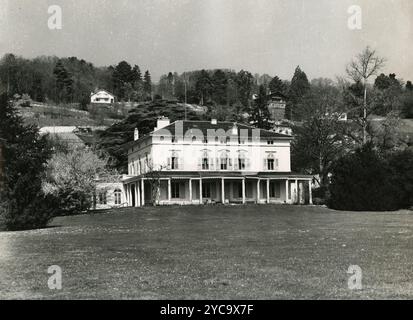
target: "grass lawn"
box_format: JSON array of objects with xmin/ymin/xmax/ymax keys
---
[{"xmin": 0, "ymin": 205, "xmax": 412, "ymax": 299}]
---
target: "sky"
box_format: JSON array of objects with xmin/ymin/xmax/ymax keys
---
[{"xmin": 0, "ymin": 0, "xmax": 412, "ymax": 82}]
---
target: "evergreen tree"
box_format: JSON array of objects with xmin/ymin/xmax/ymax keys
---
[
  {"xmin": 112, "ymin": 61, "xmax": 133, "ymax": 100},
  {"xmin": 195, "ymin": 70, "xmax": 212, "ymax": 105},
  {"xmin": 268, "ymin": 75, "xmax": 287, "ymax": 95},
  {"xmin": 287, "ymin": 66, "xmax": 310, "ymax": 120},
  {"xmin": 212, "ymin": 69, "xmax": 228, "ymax": 105},
  {"xmin": 0, "ymin": 93, "xmax": 55, "ymax": 230},
  {"xmin": 235, "ymin": 70, "xmax": 254, "ymax": 109},
  {"xmin": 167, "ymin": 72, "xmax": 174, "ymax": 98},
  {"xmin": 53, "ymin": 60, "xmax": 73, "ymax": 103},
  {"xmin": 143, "ymin": 70, "xmax": 152, "ymax": 101},
  {"xmin": 249, "ymin": 85, "xmax": 270, "ymax": 129}
]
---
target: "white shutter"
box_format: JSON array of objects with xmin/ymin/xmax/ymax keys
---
[
  {"xmin": 263, "ymin": 159, "xmax": 267, "ymax": 171},
  {"xmin": 167, "ymin": 157, "xmax": 171, "ymax": 169}
]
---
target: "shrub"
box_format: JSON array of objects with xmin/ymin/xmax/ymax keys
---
[
  {"xmin": 1, "ymin": 195, "xmax": 58, "ymax": 231},
  {"xmin": 329, "ymin": 143, "xmax": 413, "ymax": 211}
]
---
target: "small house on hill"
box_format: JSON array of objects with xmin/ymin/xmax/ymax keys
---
[
  {"xmin": 90, "ymin": 89, "xmax": 115, "ymax": 104},
  {"xmin": 267, "ymin": 92, "xmax": 287, "ymax": 121}
]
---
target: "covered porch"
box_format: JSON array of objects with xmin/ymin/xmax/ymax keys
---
[{"xmin": 123, "ymin": 173, "xmax": 313, "ymax": 207}]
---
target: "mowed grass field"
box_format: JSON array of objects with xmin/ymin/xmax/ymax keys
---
[{"xmin": 0, "ymin": 205, "xmax": 412, "ymax": 299}]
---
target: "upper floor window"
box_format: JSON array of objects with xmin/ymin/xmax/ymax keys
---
[
  {"xmin": 265, "ymin": 154, "xmax": 278, "ymax": 171},
  {"xmin": 220, "ymin": 153, "xmax": 229, "ymax": 170},
  {"xmin": 267, "ymin": 140, "xmax": 274, "ymax": 145},
  {"xmin": 238, "ymin": 157, "xmax": 246, "ymax": 170},
  {"xmin": 267, "ymin": 159, "xmax": 275, "ymax": 170},
  {"xmin": 114, "ymin": 189, "xmax": 122, "ymax": 205},
  {"xmin": 192, "ymin": 136, "xmax": 197, "ymax": 143},
  {"xmin": 160, "ymin": 136, "xmax": 165, "ymax": 141},
  {"xmin": 169, "ymin": 151, "xmax": 179, "ymax": 170},
  {"xmin": 171, "ymin": 157, "xmax": 179, "ymax": 169},
  {"xmin": 202, "ymin": 157, "xmax": 209, "ymax": 170}
]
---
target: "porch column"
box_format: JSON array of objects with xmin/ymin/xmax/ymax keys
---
[
  {"xmin": 308, "ymin": 180, "xmax": 313, "ymax": 205},
  {"xmin": 199, "ymin": 178, "xmax": 203, "ymax": 204},
  {"xmin": 266, "ymin": 179, "xmax": 270, "ymax": 203},
  {"xmin": 285, "ymin": 180, "xmax": 289, "ymax": 203},
  {"xmin": 134, "ymin": 183, "xmax": 139, "ymax": 207},
  {"xmin": 125, "ymin": 184, "xmax": 129, "ymax": 206},
  {"xmin": 128, "ymin": 184, "xmax": 132, "ymax": 206},
  {"xmin": 141, "ymin": 179, "xmax": 145, "ymax": 206},
  {"xmin": 168, "ymin": 178, "xmax": 171, "ymax": 201},
  {"xmin": 242, "ymin": 178, "xmax": 246, "ymax": 204},
  {"xmin": 221, "ymin": 178, "xmax": 225, "ymax": 204},
  {"xmin": 137, "ymin": 182, "xmax": 141, "ymax": 207},
  {"xmin": 256, "ymin": 179, "xmax": 260, "ymax": 203},
  {"xmin": 189, "ymin": 179, "xmax": 192, "ymax": 203},
  {"xmin": 295, "ymin": 179, "xmax": 299, "ymax": 204}
]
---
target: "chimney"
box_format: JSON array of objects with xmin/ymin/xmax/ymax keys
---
[
  {"xmin": 155, "ymin": 116, "xmax": 170, "ymax": 131},
  {"xmin": 134, "ymin": 128, "xmax": 139, "ymax": 141},
  {"xmin": 211, "ymin": 119, "xmax": 217, "ymax": 125}
]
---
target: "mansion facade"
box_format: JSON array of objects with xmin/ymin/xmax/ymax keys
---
[{"xmin": 121, "ymin": 117, "xmax": 313, "ymax": 207}]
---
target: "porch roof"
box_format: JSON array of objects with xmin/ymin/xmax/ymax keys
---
[{"xmin": 123, "ymin": 171, "xmax": 312, "ymax": 183}]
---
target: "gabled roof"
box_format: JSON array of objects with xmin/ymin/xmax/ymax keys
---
[
  {"xmin": 90, "ymin": 89, "xmax": 115, "ymax": 97},
  {"xmin": 268, "ymin": 91, "xmax": 287, "ymax": 99}
]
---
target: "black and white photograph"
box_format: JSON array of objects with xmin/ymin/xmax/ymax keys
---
[{"xmin": 0, "ymin": 0, "xmax": 412, "ymax": 306}]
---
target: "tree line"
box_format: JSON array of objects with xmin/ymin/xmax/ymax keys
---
[
  {"xmin": 1, "ymin": 52, "xmax": 411, "ymax": 122},
  {"xmin": 0, "ymin": 54, "xmax": 153, "ymax": 108}
]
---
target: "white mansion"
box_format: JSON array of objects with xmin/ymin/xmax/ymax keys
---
[{"xmin": 121, "ymin": 117, "xmax": 313, "ymax": 207}]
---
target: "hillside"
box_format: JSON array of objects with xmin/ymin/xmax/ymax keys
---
[{"xmin": 17, "ymin": 101, "xmax": 126, "ymax": 127}]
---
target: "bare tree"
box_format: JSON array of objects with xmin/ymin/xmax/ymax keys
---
[
  {"xmin": 144, "ymin": 158, "xmax": 168, "ymax": 206},
  {"xmin": 346, "ymin": 47, "xmax": 386, "ymax": 144}
]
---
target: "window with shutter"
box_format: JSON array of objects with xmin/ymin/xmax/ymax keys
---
[{"xmin": 202, "ymin": 157, "xmax": 209, "ymax": 170}]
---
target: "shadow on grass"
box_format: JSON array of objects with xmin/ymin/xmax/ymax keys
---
[{"xmin": 0, "ymin": 224, "xmax": 63, "ymax": 233}]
